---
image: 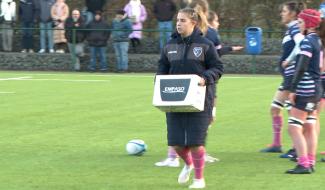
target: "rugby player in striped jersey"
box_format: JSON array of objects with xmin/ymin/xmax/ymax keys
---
[
  {"xmin": 260, "ymin": 1, "xmax": 305, "ymax": 157},
  {"xmin": 286, "ymin": 9, "xmax": 322, "ymax": 174}
]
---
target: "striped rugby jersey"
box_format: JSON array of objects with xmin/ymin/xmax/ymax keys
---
[
  {"xmin": 296, "ymin": 33, "xmax": 323, "ymax": 97},
  {"xmin": 280, "ymin": 20, "xmax": 301, "ymax": 76}
]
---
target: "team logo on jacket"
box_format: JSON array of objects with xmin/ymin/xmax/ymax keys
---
[{"xmin": 193, "ymin": 47, "xmax": 203, "ymax": 57}]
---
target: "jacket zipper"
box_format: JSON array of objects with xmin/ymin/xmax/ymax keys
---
[{"xmin": 181, "ymin": 39, "xmax": 189, "ymax": 65}]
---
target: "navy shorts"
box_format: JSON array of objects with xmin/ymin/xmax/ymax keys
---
[
  {"xmin": 279, "ymin": 74, "xmax": 293, "ymax": 91},
  {"xmin": 278, "ymin": 64, "xmax": 295, "ymax": 91},
  {"xmin": 294, "ymin": 87, "xmax": 322, "ymax": 112},
  {"xmin": 166, "ymin": 112, "xmax": 210, "ymax": 146}
]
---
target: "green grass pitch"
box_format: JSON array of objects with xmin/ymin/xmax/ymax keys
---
[{"xmin": 0, "ymin": 71, "xmax": 324, "ymax": 190}]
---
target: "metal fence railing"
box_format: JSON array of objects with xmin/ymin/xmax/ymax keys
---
[{"xmin": 0, "ymin": 26, "xmax": 284, "ymax": 71}]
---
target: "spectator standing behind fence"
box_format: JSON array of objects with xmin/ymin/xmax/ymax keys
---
[
  {"xmin": 84, "ymin": 0, "xmax": 106, "ymax": 25},
  {"xmin": 37, "ymin": 0, "xmax": 55, "ymax": 53},
  {"xmin": 86, "ymin": 11, "xmax": 110, "ymax": 72},
  {"xmin": 320, "ymin": 1, "xmax": 325, "ymax": 18},
  {"xmin": 19, "ymin": 0, "xmax": 37, "ymax": 53},
  {"xmin": 0, "ymin": 0, "xmax": 16, "ymax": 52},
  {"xmin": 51, "ymin": 0, "xmax": 69, "ymax": 53},
  {"xmin": 179, "ymin": 0, "xmax": 191, "ymax": 9},
  {"xmin": 65, "ymin": 9, "xmax": 85, "ymax": 71},
  {"xmin": 123, "ymin": 0, "xmax": 147, "ymax": 52},
  {"xmin": 153, "ymin": 0, "xmax": 176, "ymax": 50},
  {"xmin": 112, "ymin": 10, "xmax": 132, "ymax": 72}
]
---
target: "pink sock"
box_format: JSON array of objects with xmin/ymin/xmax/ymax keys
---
[
  {"xmin": 307, "ymin": 154, "xmax": 315, "ymax": 166},
  {"xmin": 167, "ymin": 146, "xmax": 178, "ymax": 159},
  {"xmin": 175, "ymin": 147, "xmax": 192, "ymax": 166},
  {"xmin": 272, "ymin": 116, "xmax": 283, "ymax": 147},
  {"xmin": 191, "ymin": 146, "xmax": 205, "ymax": 179},
  {"xmin": 298, "ymin": 156, "xmax": 310, "ymax": 168}
]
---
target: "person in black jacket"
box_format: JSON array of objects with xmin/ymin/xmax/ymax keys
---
[
  {"xmin": 65, "ymin": 9, "xmax": 86, "ymax": 71},
  {"xmin": 157, "ymin": 7, "xmax": 223, "ymax": 189},
  {"xmin": 19, "ymin": 0, "xmax": 38, "ymax": 53},
  {"xmin": 207, "ymin": 11, "xmax": 243, "ymax": 56},
  {"xmin": 84, "ymin": 0, "xmax": 106, "ymax": 24},
  {"xmin": 86, "ymin": 11, "xmax": 110, "ymax": 71},
  {"xmin": 153, "ymin": 0, "xmax": 176, "ymax": 50},
  {"xmin": 179, "ymin": 0, "xmax": 191, "ymax": 9},
  {"xmin": 155, "ymin": 0, "xmax": 222, "ymax": 168}
]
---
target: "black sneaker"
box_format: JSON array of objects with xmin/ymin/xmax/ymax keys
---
[
  {"xmin": 285, "ymin": 165, "xmax": 312, "ymax": 174},
  {"xmin": 321, "ymin": 157, "xmax": 325, "ymax": 162},
  {"xmin": 279, "ymin": 148, "xmax": 296, "ymax": 158},
  {"xmin": 260, "ymin": 146, "xmax": 282, "ymax": 153}
]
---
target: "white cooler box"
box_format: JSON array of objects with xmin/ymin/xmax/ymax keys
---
[{"xmin": 153, "ymin": 74, "xmax": 206, "ymax": 112}]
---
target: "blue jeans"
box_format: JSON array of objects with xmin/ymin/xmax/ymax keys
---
[
  {"xmin": 68, "ymin": 43, "xmax": 85, "ymax": 71},
  {"xmin": 1, "ymin": 23, "xmax": 13, "ymax": 51},
  {"xmin": 113, "ymin": 42, "xmax": 129, "ymax": 71},
  {"xmin": 89, "ymin": 46, "xmax": 107, "ymax": 71},
  {"xmin": 21, "ymin": 22, "xmax": 34, "ymax": 49},
  {"xmin": 158, "ymin": 21, "xmax": 173, "ymax": 50},
  {"xmin": 40, "ymin": 22, "xmax": 54, "ymax": 50}
]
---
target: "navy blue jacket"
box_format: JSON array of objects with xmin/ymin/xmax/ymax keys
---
[
  {"xmin": 85, "ymin": 0, "xmax": 106, "ymax": 13},
  {"xmin": 206, "ymin": 28, "xmax": 232, "ymax": 56},
  {"xmin": 153, "ymin": 0, "xmax": 177, "ymax": 22},
  {"xmin": 19, "ymin": 0, "xmax": 37, "ymax": 22},
  {"xmin": 157, "ymin": 27, "xmax": 223, "ymax": 116},
  {"xmin": 157, "ymin": 27, "xmax": 223, "ymax": 83},
  {"xmin": 86, "ymin": 18, "xmax": 110, "ymax": 47}
]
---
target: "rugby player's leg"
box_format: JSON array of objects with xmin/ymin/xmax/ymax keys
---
[
  {"xmin": 261, "ymin": 90, "xmax": 288, "ymax": 153},
  {"xmin": 318, "ymin": 99, "xmax": 325, "ymax": 162},
  {"xmin": 174, "ymin": 146, "xmax": 193, "ymax": 184},
  {"xmin": 205, "ymin": 97, "xmax": 220, "ymax": 163},
  {"xmin": 189, "ymin": 146, "xmax": 206, "ymax": 188},
  {"xmin": 304, "ymin": 112, "xmax": 318, "ymax": 170},
  {"xmin": 286, "ymin": 108, "xmax": 311, "ymax": 174},
  {"xmin": 155, "ymin": 146, "xmax": 180, "ymax": 167}
]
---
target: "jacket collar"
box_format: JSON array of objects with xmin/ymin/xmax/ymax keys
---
[{"xmin": 172, "ymin": 27, "xmax": 203, "ymax": 44}]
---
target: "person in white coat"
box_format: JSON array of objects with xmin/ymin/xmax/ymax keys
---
[{"xmin": 0, "ymin": 0, "xmax": 16, "ymax": 51}]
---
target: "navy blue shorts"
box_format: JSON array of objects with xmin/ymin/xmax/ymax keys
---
[
  {"xmin": 279, "ymin": 75, "xmax": 293, "ymax": 91},
  {"xmin": 166, "ymin": 112, "xmax": 210, "ymax": 146},
  {"xmin": 278, "ymin": 65, "xmax": 295, "ymax": 91},
  {"xmin": 294, "ymin": 91, "xmax": 322, "ymax": 113}
]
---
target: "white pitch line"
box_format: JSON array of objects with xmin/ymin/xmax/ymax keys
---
[
  {"xmin": 0, "ymin": 92, "xmax": 15, "ymax": 94},
  {"xmin": 0, "ymin": 76, "xmax": 32, "ymax": 81},
  {"xmin": 24, "ymin": 79, "xmax": 110, "ymax": 82},
  {"xmin": 0, "ymin": 73, "xmax": 155, "ymax": 78},
  {"xmin": 0, "ymin": 76, "xmax": 109, "ymax": 82}
]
